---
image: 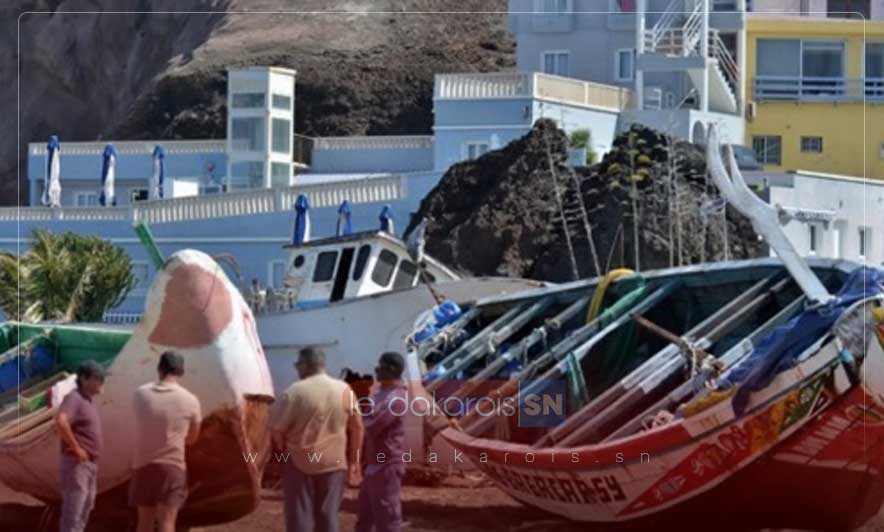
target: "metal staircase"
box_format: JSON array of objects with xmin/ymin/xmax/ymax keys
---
[{"xmin": 641, "ymin": 0, "xmax": 739, "ymax": 114}]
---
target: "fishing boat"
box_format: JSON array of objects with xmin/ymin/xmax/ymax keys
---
[
  {"xmin": 0, "ymin": 244, "xmax": 275, "ymax": 527},
  {"xmin": 406, "ymin": 126, "xmax": 884, "ymax": 530},
  {"xmin": 256, "ymin": 227, "xmax": 545, "ymax": 392}
]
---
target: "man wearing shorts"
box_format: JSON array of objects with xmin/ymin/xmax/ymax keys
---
[{"xmin": 130, "ymin": 351, "xmax": 202, "ymax": 532}]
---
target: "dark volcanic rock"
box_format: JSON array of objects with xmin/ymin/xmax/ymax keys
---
[{"xmin": 406, "ymin": 121, "xmax": 764, "ymax": 282}]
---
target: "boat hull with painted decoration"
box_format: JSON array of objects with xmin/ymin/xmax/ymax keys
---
[
  {"xmin": 407, "ymin": 258, "xmax": 884, "ymax": 529},
  {"xmin": 0, "ymin": 249, "xmax": 275, "ymax": 527}
]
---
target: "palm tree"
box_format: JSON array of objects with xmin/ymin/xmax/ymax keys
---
[{"xmin": 0, "ymin": 230, "xmax": 135, "ymax": 323}]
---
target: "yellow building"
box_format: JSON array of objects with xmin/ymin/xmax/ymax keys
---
[{"xmin": 745, "ymin": 16, "xmax": 884, "ymax": 180}]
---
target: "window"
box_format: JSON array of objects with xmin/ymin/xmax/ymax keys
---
[
  {"xmin": 800, "ymin": 136, "xmax": 823, "ymax": 153},
  {"xmin": 232, "ymin": 93, "xmax": 264, "ymax": 108},
  {"xmin": 270, "ymin": 260, "xmax": 286, "ymax": 288},
  {"xmin": 371, "ymin": 249, "xmax": 399, "ymax": 287},
  {"xmin": 809, "ymin": 225, "xmax": 818, "ymax": 254},
  {"xmin": 199, "ymin": 184, "xmax": 223, "ymax": 195},
  {"xmin": 272, "ymin": 94, "xmax": 292, "ymax": 110},
  {"xmin": 130, "ymin": 188, "xmax": 149, "ymax": 203},
  {"xmin": 313, "ymin": 251, "xmax": 338, "ymax": 283},
  {"xmin": 464, "ymin": 141, "xmax": 490, "ymax": 161},
  {"xmin": 271, "ymin": 162, "xmax": 291, "ymax": 188},
  {"xmin": 802, "ymin": 41, "xmax": 845, "ymax": 79},
  {"xmin": 757, "ymin": 39, "xmax": 801, "ymax": 77},
  {"xmin": 859, "ymin": 227, "xmax": 871, "ymax": 258},
  {"xmin": 131, "ymin": 262, "xmax": 150, "ymax": 292},
  {"xmin": 756, "ymin": 39, "xmax": 845, "ymax": 82},
  {"xmin": 752, "ymin": 136, "xmax": 782, "ymax": 165},
  {"xmin": 535, "ymin": 0, "xmax": 571, "ymax": 12},
  {"xmin": 542, "ymin": 51, "xmax": 570, "ymax": 76},
  {"xmin": 393, "ymin": 260, "xmax": 419, "ymax": 290},
  {"xmin": 231, "ymin": 161, "xmax": 264, "ymax": 188},
  {"xmin": 827, "ymin": 0, "xmax": 870, "ymax": 19},
  {"xmin": 272, "ymin": 118, "xmax": 291, "ymax": 153},
  {"xmin": 867, "ymin": 43, "xmax": 884, "ymax": 78},
  {"xmin": 615, "ymin": 49, "xmax": 636, "ymax": 82},
  {"xmin": 75, "ymin": 192, "xmax": 99, "ymax": 207},
  {"xmin": 352, "ymin": 245, "xmax": 371, "ymax": 281},
  {"xmin": 232, "ymin": 117, "xmax": 265, "ymax": 151}
]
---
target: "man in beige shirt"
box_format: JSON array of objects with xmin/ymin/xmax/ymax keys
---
[
  {"xmin": 272, "ymin": 347, "xmax": 364, "ymax": 532},
  {"xmin": 130, "ymin": 351, "xmax": 202, "ymax": 532}
]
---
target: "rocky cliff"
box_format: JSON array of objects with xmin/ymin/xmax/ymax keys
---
[
  {"xmin": 3, "ymin": 0, "xmax": 514, "ymax": 204},
  {"xmin": 405, "ymin": 120, "xmax": 764, "ymax": 282}
]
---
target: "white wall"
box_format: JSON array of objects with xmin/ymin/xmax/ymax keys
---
[{"xmin": 770, "ymin": 172, "xmax": 884, "ymax": 265}]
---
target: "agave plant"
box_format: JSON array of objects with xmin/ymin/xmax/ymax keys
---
[{"xmin": 0, "ymin": 230, "xmax": 135, "ymax": 323}]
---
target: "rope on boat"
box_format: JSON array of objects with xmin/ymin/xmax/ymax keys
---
[{"xmin": 587, "ymin": 268, "xmax": 635, "ymax": 323}]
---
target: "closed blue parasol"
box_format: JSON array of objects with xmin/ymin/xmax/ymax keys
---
[
  {"xmin": 44, "ymin": 135, "xmax": 61, "ymax": 207},
  {"xmin": 100, "ymin": 144, "xmax": 116, "ymax": 206},
  {"xmin": 293, "ymin": 194, "xmax": 311, "ymax": 245},
  {"xmin": 336, "ymin": 200, "xmax": 353, "ymax": 237},
  {"xmin": 379, "ymin": 205, "xmax": 394, "ymax": 234},
  {"xmin": 151, "ymin": 145, "xmax": 165, "ymax": 199}
]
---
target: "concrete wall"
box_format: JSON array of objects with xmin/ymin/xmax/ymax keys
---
[
  {"xmin": 2, "ymin": 170, "xmax": 445, "ymax": 316},
  {"xmin": 745, "ymin": 17, "xmax": 884, "ymax": 179},
  {"xmin": 27, "ymin": 150, "xmax": 227, "ymax": 206},
  {"xmin": 433, "ymin": 96, "xmax": 621, "ymax": 170},
  {"xmin": 310, "ymin": 142, "xmax": 434, "ymax": 174},
  {"xmin": 619, "ymin": 108, "xmax": 746, "ymax": 144},
  {"xmin": 508, "ymin": 0, "xmax": 741, "ymax": 106},
  {"xmin": 770, "ymin": 172, "xmax": 884, "ymax": 265},
  {"xmin": 751, "ymin": 0, "xmax": 884, "ymax": 19}
]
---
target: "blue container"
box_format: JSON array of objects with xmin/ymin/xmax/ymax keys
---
[{"xmin": 433, "ymin": 301, "xmax": 462, "ymax": 327}]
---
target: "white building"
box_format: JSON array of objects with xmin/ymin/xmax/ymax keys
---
[{"xmin": 770, "ymin": 170, "xmax": 884, "ymax": 265}]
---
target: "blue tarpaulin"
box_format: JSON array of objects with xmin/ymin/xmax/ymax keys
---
[{"xmin": 721, "ymin": 266, "xmax": 884, "ymax": 414}]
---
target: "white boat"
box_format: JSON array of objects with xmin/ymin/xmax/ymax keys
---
[
  {"xmin": 256, "ymin": 230, "xmax": 546, "ymax": 391},
  {"xmin": 0, "ymin": 249, "xmax": 274, "ymax": 527}
]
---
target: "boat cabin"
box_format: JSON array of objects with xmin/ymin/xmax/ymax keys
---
[{"xmin": 274, "ymin": 231, "xmax": 459, "ymax": 310}]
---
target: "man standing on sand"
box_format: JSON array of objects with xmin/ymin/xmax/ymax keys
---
[
  {"xmin": 56, "ymin": 360, "xmax": 107, "ymax": 532},
  {"xmin": 130, "ymin": 351, "xmax": 202, "ymax": 532},
  {"xmin": 272, "ymin": 347, "xmax": 364, "ymax": 532},
  {"xmin": 355, "ymin": 352, "xmax": 409, "ymax": 532}
]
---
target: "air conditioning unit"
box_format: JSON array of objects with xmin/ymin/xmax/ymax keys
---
[{"xmin": 745, "ymin": 101, "xmax": 757, "ymax": 122}]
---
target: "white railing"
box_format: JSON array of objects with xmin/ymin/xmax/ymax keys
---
[
  {"xmin": 645, "ymin": 0, "xmax": 682, "ymax": 51},
  {"xmin": 313, "ymin": 135, "xmax": 433, "ymax": 151},
  {"xmin": 754, "ymin": 76, "xmax": 884, "ymax": 102},
  {"xmin": 434, "ymin": 72, "xmax": 532, "ymax": 99},
  {"xmin": 0, "ymin": 175, "xmax": 406, "ymax": 224},
  {"xmin": 28, "ymin": 139, "xmax": 226, "ymax": 156},
  {"xmin": 434, "ymin": 72, "xmax": 633, "ymax": 112},
  {"xmin": 645, "ymin": 0, "xmax": 704, "ymax": 57},
  {"xmin": 709, "ymin": 29, "xmax": 739, "ymax": 96}
]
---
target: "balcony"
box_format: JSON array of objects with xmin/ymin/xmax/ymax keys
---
[
  {"xmin": 754, "ymin": 76, "xmax": 884, "ymax": 102},
  {"xmin": 434, "ymin": 72, "xmax": 634, "ymax": 112}
]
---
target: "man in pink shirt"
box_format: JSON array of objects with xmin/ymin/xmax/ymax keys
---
[{"xmin": 130, "ymin": 351, "xmax": 202, "ymax": 532}]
